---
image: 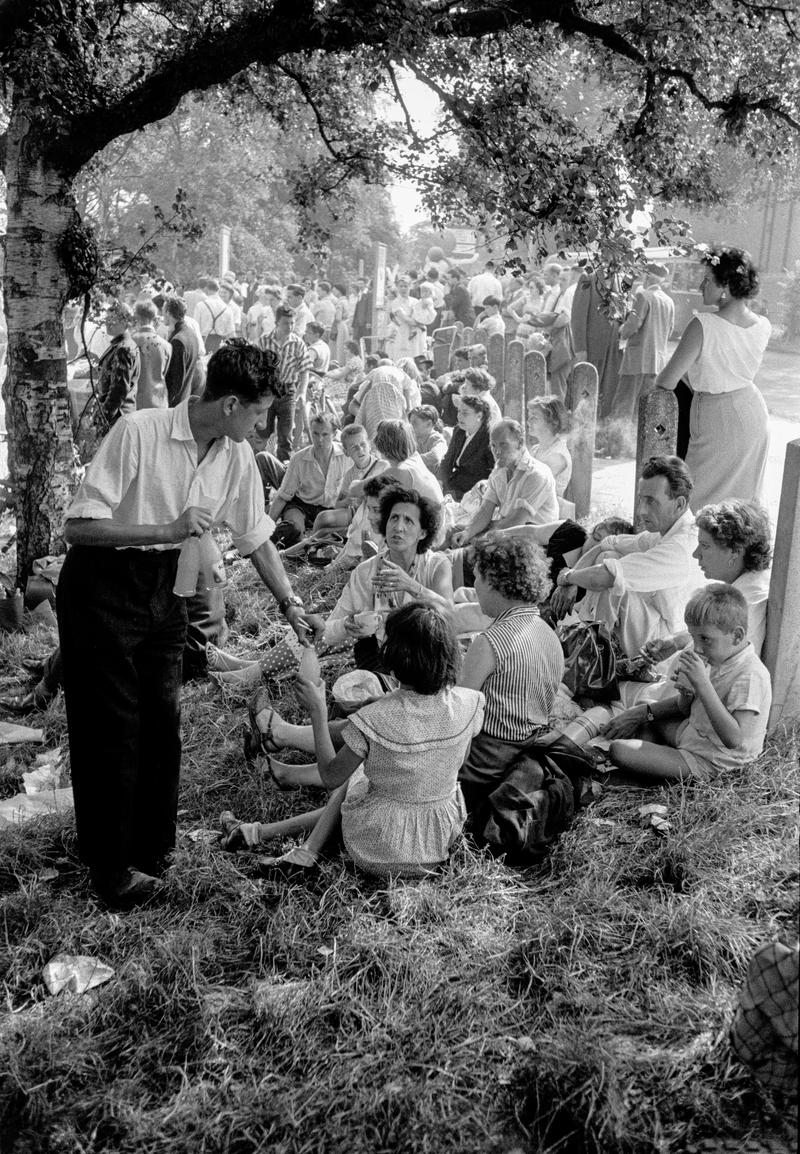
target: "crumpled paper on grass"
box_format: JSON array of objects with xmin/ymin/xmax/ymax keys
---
[
  {"xmin": 0, "ymin": 720, "xmax": 44, "ymax": 745},
  {"xmin": 22, "ymin": 749, "xmax": 62, "ymax": 794},
  {"xmin": 0, "ymin": 787, "xmax": 74, "ymax": 826},
  {"xmin": 42, "ymin": 953, "xmax": 114, "ymax": 996}
]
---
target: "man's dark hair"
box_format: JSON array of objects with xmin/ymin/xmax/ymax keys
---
[
  {"xmin": 274, "ymin": 306, "xmax": 294, "ymax": 323},
  {"xmin": 426, "ymin": 268, "xmax": 440, "ymax": 281},
  {"xmin": 164, "ymin": 297, "xmax": 187, "ymax": 322},
  {"xmin": 641, "ymin": 455, "xmax": 694, "ymax": 500},
  {"xmin": 204, "ymin": 344, "xmax": 277, "ymax": 403},
  {"xmin": 317, "ymin": 281, "xmax": 331, "ymax": 294},
  {"xmin": 377, "ymin": 486, "xmax": 441, "ymax": 553},
  {"xmin": 305, "ymin": 321, "xmax": 324, "ymax": 339},
  {"xmin": 380, "ymin": 603, "xmax": 460, "ymax": 695}
]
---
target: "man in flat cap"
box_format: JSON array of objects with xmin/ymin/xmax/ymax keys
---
[{"xmin": 612, "ymin": 261, "xmax": 675, "ymax": 424}]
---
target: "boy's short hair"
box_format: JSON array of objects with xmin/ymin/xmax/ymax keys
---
[
  {"xmin": 309, "ymin": 411, "xmax": 337, "ymax": 432},
  {"xmin": 274, "ymin": 306, "xmax": 294, "ymax": 323},
  {"xmin": 340, "ymin": 422, "xmax": 368, "ymax": 445},
  {"xmin": 134, "ymin": 299, "xmax": 158, "ymax": 325},
  {"xmin": 164, "ymin": 296, "xmax": 187, "ymax": 322},
  {"xmin": 380, "ymin": 603, "xmax": 460, "ymax": 695},
  {"xmin": 305, "ymin": 321, "xmax": 325, "ymax": 339},
  {"xmin": 684, "ymin": 583, "xmax": 749, "ymax": 634},
  {"xmin": 482, "ymin": 296, "xmax": 501, "ymax": 307}
]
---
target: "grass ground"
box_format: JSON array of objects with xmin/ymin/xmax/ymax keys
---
[{"xmin": 0, "ymin": 559, "xmax": 797, "ymax": 1154}]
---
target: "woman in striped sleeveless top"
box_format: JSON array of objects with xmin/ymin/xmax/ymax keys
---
[{"xmin": 458, "ymin": 533, "xmax": 564, "ymax": 812}]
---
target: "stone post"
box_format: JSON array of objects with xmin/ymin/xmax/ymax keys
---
[
  {"xmin": 524, "ymin": 350, "xmax": 547, "ymax": 406},
  {"xmin": 635, "ymin": 389, "xmax": 678, "ymax": 501},
  {"xmin": 487, "ymin": 332, "xmax": 505, "ymax": 407},
  {"xmin": 432, "ymin": 326, "xmax": 456, "ymax": 379},
  {"xmin": 563, "ymin": 361, "xmax": 599, "ymax": 520},
  {"xmin": 764, "ymin": 438, "xmax": 800, "ymax": 730},
  {"xmin": 461, "ymin": 326, "xmax": 474, "ymax": 347},
  {"xmin": 505, "ymin": 339, "xmax": 525, "ymax": 429}
]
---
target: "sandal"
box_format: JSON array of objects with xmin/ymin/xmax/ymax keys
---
[
  {"xmin": 255, "ymin": 846, "xmax": 319, "ymax": 879},
  {"xmin": 244, "ymin": 691, "xmax": 284, "ymax": 762}
]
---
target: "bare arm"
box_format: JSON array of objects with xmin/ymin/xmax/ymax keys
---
[
  {"xmin": 559, "ymin": 562, "xmax": 615, "ymax": 591},
  {"xmin": 248, "ymin": 539, "xmax": 325, "ymax": 642},
  {"xmin": 459, "ymin": 498, "xmax": 498, "ymax": 544},
  {"xmin": 63, "ymin": 506, "xmax": 211, "ymax": 548},
  {"xmin": 655, "ymin": 316, "xmax": 703, "ymax": 390},
  {"xmin": 458, "ymin": 633, "xmax": 495, "ymax": 691}
]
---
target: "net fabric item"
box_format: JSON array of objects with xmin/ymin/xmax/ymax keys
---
[{"xmin": 730, "ymin": 940, "xmax": 799, "ymax": 1093}]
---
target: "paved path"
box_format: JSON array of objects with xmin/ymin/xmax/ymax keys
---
[{"xmin": 591, "ymin": 344, "xmax": 800, "ymax": 523}]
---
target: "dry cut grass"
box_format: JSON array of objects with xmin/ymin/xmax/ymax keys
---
[{"xmin": 0, "ymin": 561, "xmax": 797, "ymax": 1153}]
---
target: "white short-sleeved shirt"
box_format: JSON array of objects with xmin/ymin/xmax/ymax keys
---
[
  {"xmin": 484, "ymin": 449, "xmax": 559, "ymax": 525},
  {"xmin": 65, "ymin": 399, "xmax": 274, "ymax": 556},
  {"xmin": 677, "ymin": 643, "xmax": 772, "ymax": 780},
  {"xmin": 276, "ymin": 444, "xmax": 350, "ymax": 507}
]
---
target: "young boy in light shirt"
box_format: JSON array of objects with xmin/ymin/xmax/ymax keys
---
[{"xmin": 604, "ymin": 583, "xmax": 771, "ymax": 782}]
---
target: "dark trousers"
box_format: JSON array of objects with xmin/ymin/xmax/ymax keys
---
[
  {"xmin": 265, "ymin": 390, "xmax": 296, "ymax": 460},
  {"xmin": 57, "ymin": 546, "xmax": 187, "ymax": 879}
]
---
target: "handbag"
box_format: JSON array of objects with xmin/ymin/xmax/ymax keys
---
[{"xmin": 558, "ymin": 619, "xmax": 618, "ymax": 700}]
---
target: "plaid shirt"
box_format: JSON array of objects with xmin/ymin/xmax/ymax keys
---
[{"xmin": 259, "ymin": 331, "xmax": 314, "ymax": 396}]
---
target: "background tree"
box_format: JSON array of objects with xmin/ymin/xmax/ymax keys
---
[{"xmin": 1, "ymin": 0, "xmax": 797, "ymax": 581}]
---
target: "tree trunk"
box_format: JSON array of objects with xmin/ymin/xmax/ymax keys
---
[{"xmin": 2, "ymin": 100, "xmax": 81, "ymax": 588}]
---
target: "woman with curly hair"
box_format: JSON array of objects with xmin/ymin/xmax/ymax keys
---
[
  {"xmin": 654, "ymin": 246, "xmax": 771, "ymax": 509},
  {"xmin": 456, "ymin": 533, "xmax": 564, "ymax": 811},
  {"xmin": 642, "ymin": 499, "xmax": 772, "ymax": 659}
]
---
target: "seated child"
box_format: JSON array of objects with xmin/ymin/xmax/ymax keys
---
[
  {"xmin": 227, "ymin": 603, "xmax": 485, "ymax": 878},
  {"xmin": 603, "ymin": 584, "xmax": 771, "ymax": 782}
]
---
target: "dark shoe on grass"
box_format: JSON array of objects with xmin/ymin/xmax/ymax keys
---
[
  {"xmin": 91, "ymin": 866, "xmax": 162, "ymax": 909},
  {"xmin": 0, "ymin": 681, "xmax": 56, "ymax": 714}
]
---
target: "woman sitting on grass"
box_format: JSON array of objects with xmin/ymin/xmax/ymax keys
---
[
  {"xmin": 221, "ymin": 487, "xmax": 452, "ymax": 688},
  {"xmin": 527, "ymin": 397, "xmax": 572, "ymax": 498},
  {"xmin": 439, "ymin": 394, "xmax": 494, "ymax": 502},
  {"xmin": 455, "ymin": 534, "xmax": 564, "ymax": 813},
  {"xmin": 373, "ymin": 418, "xmax": 444, "ymax": 506},
  {"xmin": 227, "ymin": 603, "xmax": 485, "ymax": 879},
  {"xmin": 603, "ymin": 584, "xmax": 772, "ymax": 783},
  {"xmin": 409, "ymin": 405, "xmax": 449, "ymax": 474}
]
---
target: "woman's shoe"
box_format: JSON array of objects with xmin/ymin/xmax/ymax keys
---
[
  {"xmin": 244, "ymin": 692, "xmax": 284, "ymax": 763},
  {"xmin": 208, "ymin": 646, "xmax": 259, "ymax": 673},
  {"xmin": 255, "ymin": 846, "xmax": 319, "ymax": 879}
]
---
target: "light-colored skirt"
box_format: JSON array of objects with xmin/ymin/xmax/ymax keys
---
[{"xmin": 685, "ymin": 384, "xmax": 769, "ymax": 511}]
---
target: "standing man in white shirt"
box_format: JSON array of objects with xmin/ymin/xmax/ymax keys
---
[
  {"xmin": 284, "ymin": 283, "xmax": 315, "ymax": 338},
  {"xmin": 468, "ymin": 260, "xmax": 504, "ymax": 309},
  {"xmin": 612, "ymin": 262, "xmax": 675, "ymax": 422},
  {"xmin": 194, "ymin": 279, "xmax": 236, "ymax": 353},
  {"xmin": 312, "ymin": 282, "xmax": 337, "ymax": 339},
  {"xmin": 57, "ymin": 343, "xmax": 323, "ymax": 908}
]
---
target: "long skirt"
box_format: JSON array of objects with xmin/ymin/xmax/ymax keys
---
[{"xmin": 685, "ymin": 384, "xmax": 769, "ymax": 511}]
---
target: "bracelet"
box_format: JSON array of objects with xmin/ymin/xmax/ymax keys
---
[{"xmin": 278, "ymin": 593, "xmax": 304, "ymax": 616}]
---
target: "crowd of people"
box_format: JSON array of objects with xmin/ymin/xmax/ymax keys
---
[{"xmin": 6, "ymin": 243, "xmax": 776, "ymax": 905}]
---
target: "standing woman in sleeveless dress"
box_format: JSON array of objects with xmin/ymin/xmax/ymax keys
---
[{"xmin": 654, "ymin": 246, "xmax": 771, "ymax": 510}]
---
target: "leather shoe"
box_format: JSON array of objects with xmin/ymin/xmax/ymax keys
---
[
  {"xmin": 91, "ymin": 866, "xmax": 161, "ymax": 909},
  {"xmin": 0, "ymin": 682, "xmax": 54, "ymax": 714}
]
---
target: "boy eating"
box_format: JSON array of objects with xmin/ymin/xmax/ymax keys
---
[{"xmin": 603, "ymin": 584, "xmax": 772, "ymax": 782}]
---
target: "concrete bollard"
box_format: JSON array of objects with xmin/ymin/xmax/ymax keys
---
[
  {"xmin": 432, "ymin": 326, "xmax": 456, "ymax": 379},
  {"xmin": 461, "ymin": 326, "xmax": 474, "ymax": 347},
  {"xmin": 563, "ymin": 361, "xmax": 599, "ymax": 520},
  {"xmin": 764, "ymin": 438, "xmax": 800, "ymax": 729},
  {"xmin": 524, "ymin": 350, "xmax": 547, "ymax": 408},
  {"xmin": 635, "ymin": 389, "xmax": 678, "ymax": 501},
  {"xmin": 487, "ymin": 332, "xmax": 505, "ymax": 408},
  {"xmin": 505, "ymin": 340, "xmax": 525, "ymax": 430}
]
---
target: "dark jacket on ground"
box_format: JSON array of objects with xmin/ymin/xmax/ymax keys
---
[{"xmin": 439, "ymin": 423, "xmax": 494, "ymax": 501}]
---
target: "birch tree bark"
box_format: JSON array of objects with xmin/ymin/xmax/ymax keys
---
[{"xmin": 2, "ymin": 100, "xmax": 80, "ymax": 585}]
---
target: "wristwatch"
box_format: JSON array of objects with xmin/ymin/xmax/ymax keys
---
[{"xmin": 278, "ymin": 593, "xmax": 304, "ymax": 616}]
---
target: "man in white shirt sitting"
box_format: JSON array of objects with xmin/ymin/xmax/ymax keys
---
[{"xmin": 553, "ymin": 455, "xmax": 705, "ymax": 658}]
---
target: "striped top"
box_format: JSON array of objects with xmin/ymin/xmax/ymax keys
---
[
  {"xmin": 481, "ymin": 607, "xmax": 564, "ymax": 741},
  {"xmin": 259, "ymin": 331, "xmax": 315, "ymax": 394}
]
